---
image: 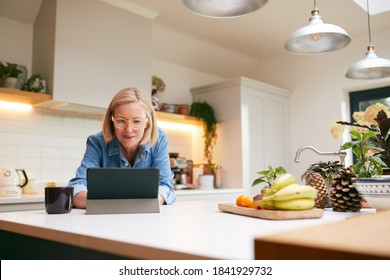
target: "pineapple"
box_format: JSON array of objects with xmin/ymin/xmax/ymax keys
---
[
  {"xmin": 330, "ymin": 166, "xmax": 362, "ymax": 212},
  {"xmin": 301, "ymin": 161, "xmax": 344, "ymax": 208},
  {"xmin": 304, "ymin": 172, "xmax": 328, "ymax": 208}
]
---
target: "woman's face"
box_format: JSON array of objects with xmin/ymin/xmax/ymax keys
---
[{"xmin": 113, "ymin": 102, "xmax": 148, "ymax": 150}]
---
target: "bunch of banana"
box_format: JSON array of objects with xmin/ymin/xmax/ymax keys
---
[{"xmin": 254, "ymin": 173, "xmax": 318, "ymax": 210}]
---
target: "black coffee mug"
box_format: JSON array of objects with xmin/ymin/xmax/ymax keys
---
[{"xmin": 45, "ymin": 187, "xmax": 74, "ymax": 214}]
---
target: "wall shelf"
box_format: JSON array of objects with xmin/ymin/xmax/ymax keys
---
[
  {"xmin": 0, "ymin": 88, "xmax": 52, "ymax": 105},
  {"xmin": 156, "ymin": 111, "xmax": 203, "ymax": 126},
  {"xmin": 0, "ymin": 88, "xmax": 203, "ymax": 126}
]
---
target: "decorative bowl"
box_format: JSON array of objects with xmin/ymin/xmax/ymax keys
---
[{"xmin": 354, "ymin": 176, "xmax": 390, "ymax": 211}]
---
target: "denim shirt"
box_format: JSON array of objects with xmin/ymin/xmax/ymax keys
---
[{"xmin": 68, "ymin": 127, "xmax": 176, "ymax": 204}]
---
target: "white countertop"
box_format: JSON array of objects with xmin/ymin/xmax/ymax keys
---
[
  {"xmin": 0, "ymin": 193, "xmax": 44, "ymax": 204},
  {"xmin": 0, "ymin": 193, "xmax": 46, "ymax": 212},
  {"xmin": 0, "ymin": 199, "xmax": 375, "ymax": 259}
]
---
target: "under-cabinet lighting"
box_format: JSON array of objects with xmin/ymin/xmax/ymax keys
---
[
  {"xmin": 157, "ymin": 121, "xmax": 197, "ymax": 132},
  {"xmin": 0, "ymin": 101, "xmax": 32, "ymax": 111}
]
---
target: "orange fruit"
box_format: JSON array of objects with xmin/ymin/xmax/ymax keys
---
[
  {"xmin": 236, "ymin": 195, "xmax": 245, "ymax": 206},
  {"xmin": 236, "ymin": 195, "xmax": 257, "ymax": 208}
]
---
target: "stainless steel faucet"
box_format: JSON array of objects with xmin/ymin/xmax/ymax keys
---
[{"xmin": 294, "ymin": 146, "xmax": 347, "ymax": 165}]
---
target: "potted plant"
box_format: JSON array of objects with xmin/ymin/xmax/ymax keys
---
[
  {"xmin": 0, "ymin": 62, "xmax": 22, "ymax": 88},
  {"xmin": 330, "ymin": 103, "xmax": 390, "ymax": 177},
  {"xmin": 330, "ymin": 103, "xmax": 390, "ymax": 210},
  {"xmin": 151, "ymin": 75, "xmax": 166, "ymax": 110},
  {"xmin": 190, "ymin": 101, "xmax": 218, "ymax": 167},
  {"xmin": 22, "ymin": 74, "xmax": 47, "ymax": 93},
  {"xmin": 151, "ymin": 75, "xmax": 166, "ymax": 96}
]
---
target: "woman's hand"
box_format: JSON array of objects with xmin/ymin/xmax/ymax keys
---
[
  {"xmin": 73, "ymin": 191, "xmax": 87, "ymax": 209},
  {"xmin": 158, "ymin": 194, "xmax": 166, "ymax": 205}
]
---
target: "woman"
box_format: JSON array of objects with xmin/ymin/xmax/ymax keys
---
[{"xmin": 68, "ymin": 88, "xmax": 175, "ymax": 208}]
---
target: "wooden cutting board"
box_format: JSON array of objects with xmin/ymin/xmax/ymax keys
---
[{"xmin": 218, "ymin": 203, "xmax": 324, "ymax": 220}]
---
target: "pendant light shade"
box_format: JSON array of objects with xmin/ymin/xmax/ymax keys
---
[
  {"xmin": 182, "ymin": 0, "xmax": 269, "ymax": 18},
  {"xmin": 346, "ymin": 0, "xmax": 390, "ymax": 79},
  {"xmin": 346, "ymin": 44, "xmax": 390, "ymax": 79},
  {"xmin": 285, "ymin": 4, "xmax": 351, "ymax": 54}
]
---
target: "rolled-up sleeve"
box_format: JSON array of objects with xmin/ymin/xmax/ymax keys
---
[
  {"xmin": 67, "ymin": 133, "xmax": 106, "ymax": 196},
  {"xmin": 152, "ymin": 129, "xmax": 176, "ymax": 204},
  {"xmin": 159, "ymin": 184, "xmax": 176, "ymax": 205}
]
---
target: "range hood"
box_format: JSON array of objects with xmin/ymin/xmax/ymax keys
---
[
  {"xmin": 28, "ymin": 0, "xmax": 152, "ymax": 115},
  {"xmin": 34, "ymin": 99, "xmax": 106, "ymax": 116}
]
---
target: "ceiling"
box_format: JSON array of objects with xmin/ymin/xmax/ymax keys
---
[
  {"xmin": 1, "ymin": 0, "xmax": 390, "ymax": 62},
  {"xmin": 123, "ymin": 0, "xmax": 390, "ymax": 60}
]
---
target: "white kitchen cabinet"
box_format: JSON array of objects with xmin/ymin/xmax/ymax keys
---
[
  {"xmin": 190, "ymin": 77, "xmax": 291, "ymax": 196},
  {"xmin": 32, "ymin": 0, "xmax": 153, "ymax": 109}
]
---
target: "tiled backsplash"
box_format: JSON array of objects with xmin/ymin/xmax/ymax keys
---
[{"xmin": 0, "ymin": 108, "xmax": 194, "ymax": 185}]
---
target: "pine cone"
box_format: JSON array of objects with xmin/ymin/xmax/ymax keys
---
[
  {"xmin": 305, "ymin": 172, "xmax": 329, "ymax": 209},
  {"xmin": 330, "ymin": 166, "xmax": 362, "ymax": 212}
]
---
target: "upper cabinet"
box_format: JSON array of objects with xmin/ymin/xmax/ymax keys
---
[
  {"xmin": 190, "ymin": 77, "xmax": 291, "ymax": 196},
  {"xmin": 32, "ymin": 0, "xmax": 153, "ymax": 109}
]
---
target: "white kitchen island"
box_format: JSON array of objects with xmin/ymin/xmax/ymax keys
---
[{"xmin": 0, "ymin": 199, "xmax": 376, "ymax": 260}]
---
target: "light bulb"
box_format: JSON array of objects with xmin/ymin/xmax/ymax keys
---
[{"xmin": 310, "ymin": 33, "xmax": 322, "ymax": 41}]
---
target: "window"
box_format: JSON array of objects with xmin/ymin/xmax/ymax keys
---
[{"xmin": 350, "ymin": 86, "xmax": 390, "ymax": 115}]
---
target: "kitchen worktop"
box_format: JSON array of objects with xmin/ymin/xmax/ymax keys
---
[
  {"xmin": 0, "ymin": 193, "xmax": 45, "ymax": 212},
  {"xmin": 0, "ymin": 199, "xmax": 375, "ymax": 259}
]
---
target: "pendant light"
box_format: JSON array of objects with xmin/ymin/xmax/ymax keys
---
[
  {"xmin": 182, "ymin": 0, "xmax": 269, "ymax": 18},
  {"xmin": 285, "ymin": 0, "xmax": 351, "ymax": 55},
  {"xmin": 346, "ymin": 0, "xmax": 390, "ymax": 79}
]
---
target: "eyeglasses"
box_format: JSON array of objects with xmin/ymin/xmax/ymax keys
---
[{"xmin": 111, "ymin": 116, "xmax": 148, "ymax": 130}]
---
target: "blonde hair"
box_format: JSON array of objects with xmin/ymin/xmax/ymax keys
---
[{"xmin": 102, "ymin": 88, "xmax": 158, "ymax": 147}]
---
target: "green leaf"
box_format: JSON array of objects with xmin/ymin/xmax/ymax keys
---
[
  {"xmin": 362, "ymin": 146, "xmax": 373, "ymax": 154},
  {"xmin": 371, "ymin": 156, "xmax": 387, "ymax": 167},
  {"xmin": 362, "ymin": 131, "xmax": 379, "ymax": 141},
  {"xmin": 252, "ymin": 178, "xmax": 266, "ymax": 186},
  {"xmin": 349, "ymin": 130, "xmax": 362, "ymax": 140},
  {"xmin": 352, "ymin": 146, "xmax": 362, "ymax": 158},
  {"xmin": 368, "ymin": 146, "xmax": 385, "ymax": 152},
  {"xmin": 257, "ymin": 170, "xmax": 270, "ymax": 175},
  {"xmin": 274, "ymin": 166, "xmax": 286, "ymax": 175},
  {"xmin": 341, "ymin": 141, "xmax": 355, "ymax": 149}
]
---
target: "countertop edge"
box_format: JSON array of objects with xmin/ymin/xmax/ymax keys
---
[{"xmin": 0, "ymin": 217, "xmax": 216, "ymax": 260}]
